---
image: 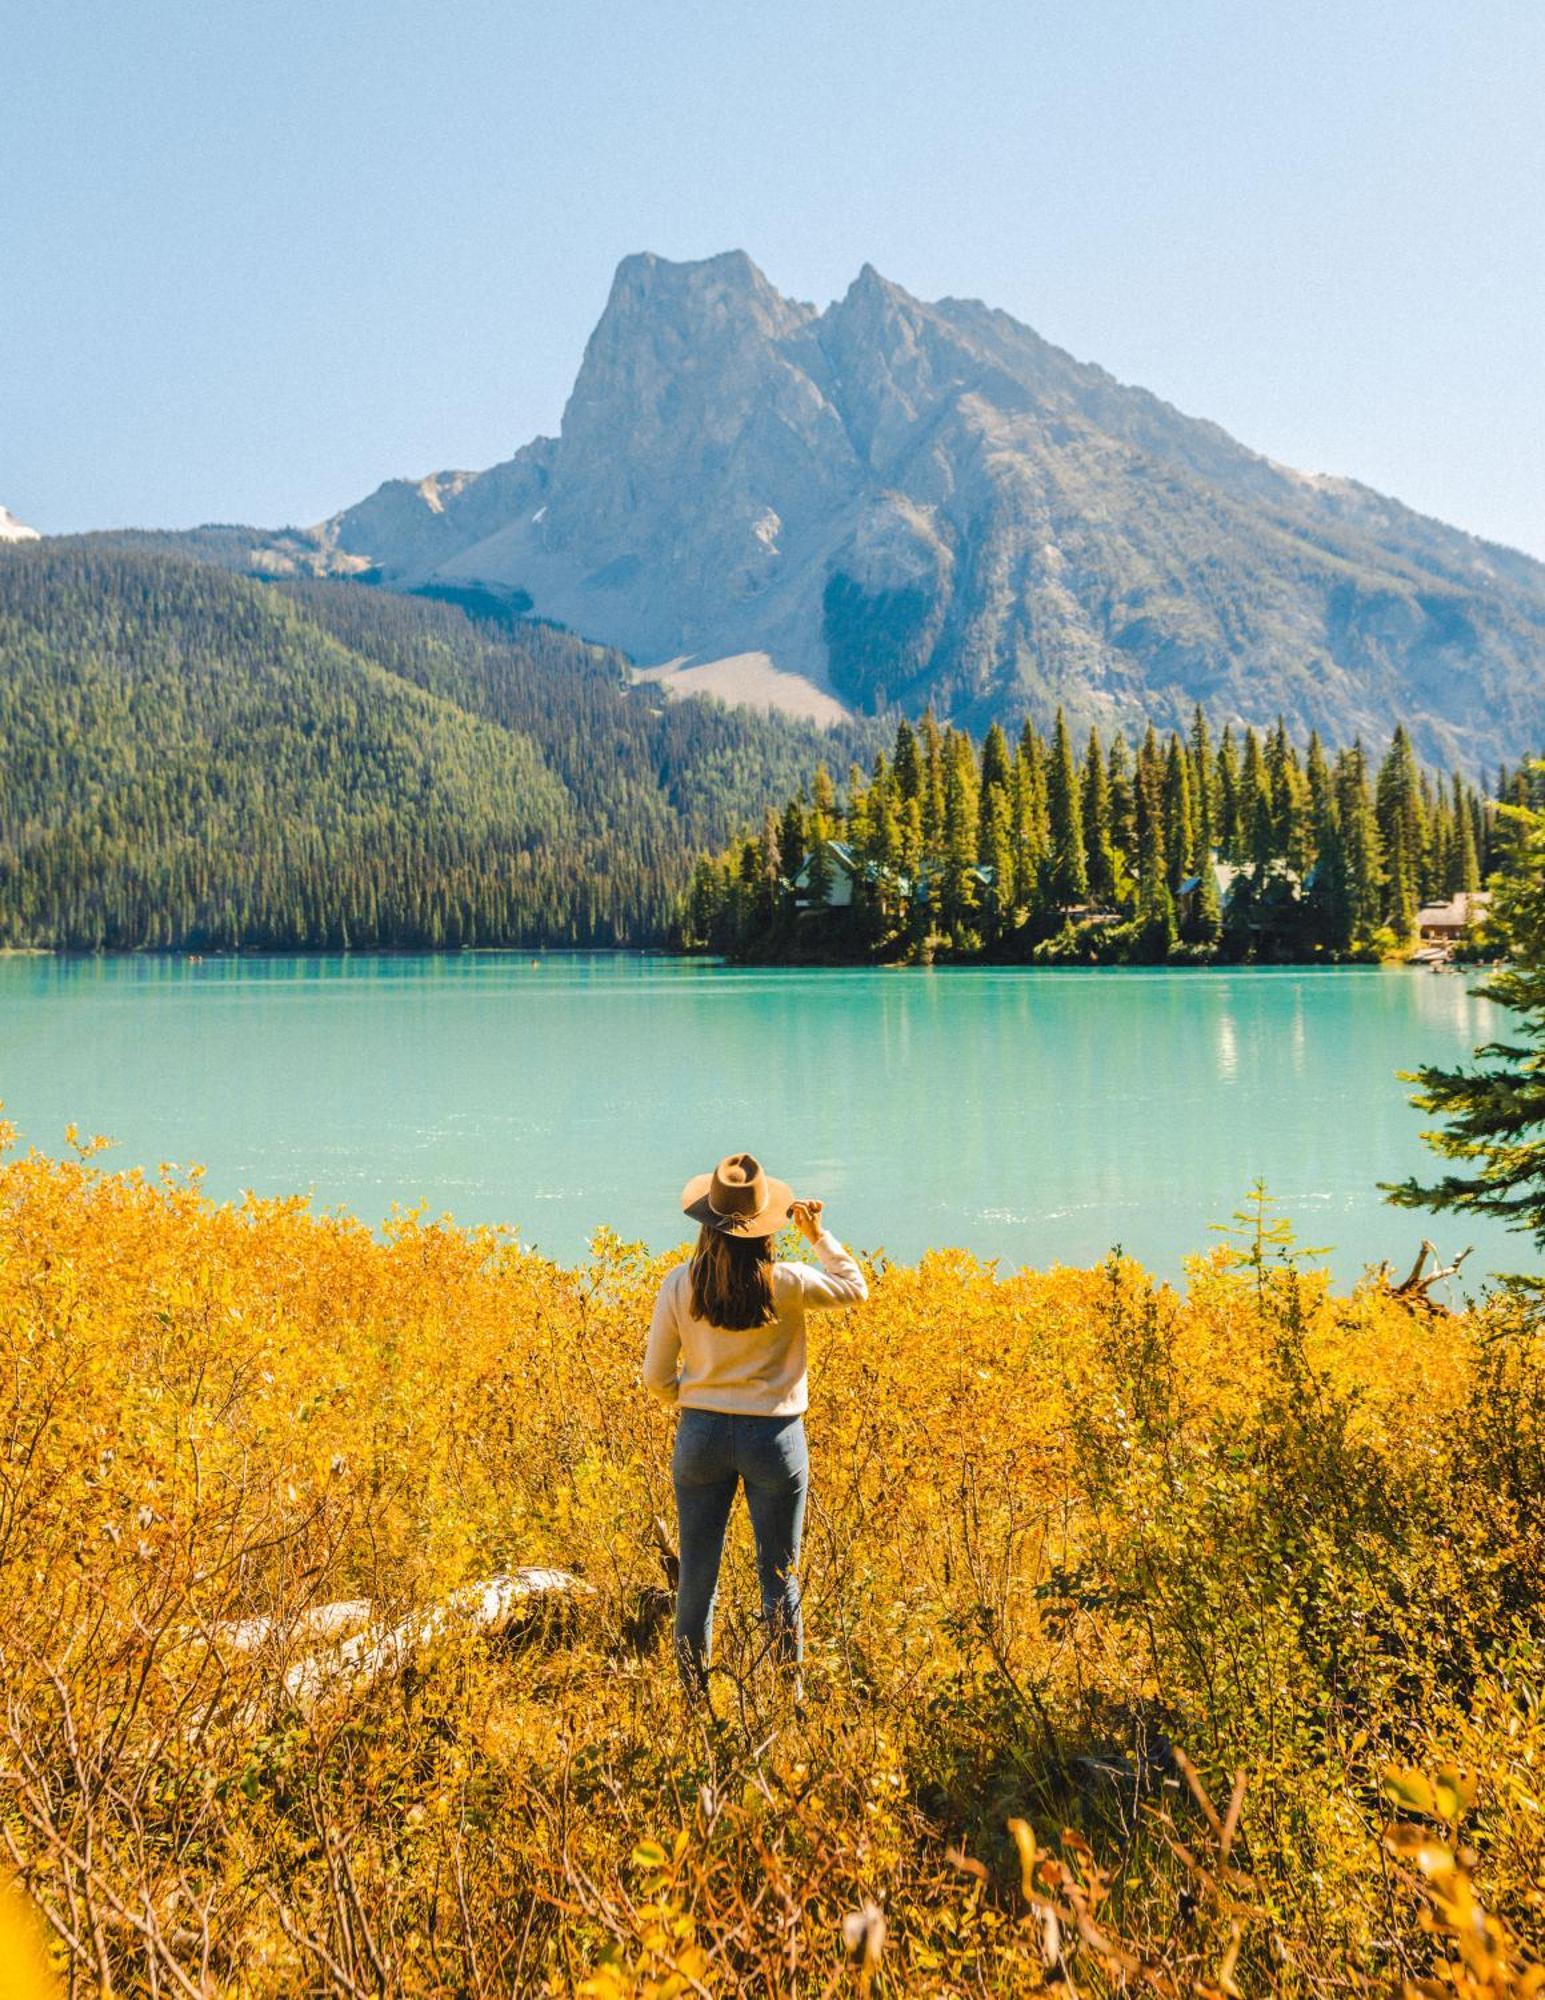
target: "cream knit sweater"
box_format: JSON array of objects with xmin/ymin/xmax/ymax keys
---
[{"xmin": 642, "ymin": 1230, "xmax": 868, "ymax": 1417}]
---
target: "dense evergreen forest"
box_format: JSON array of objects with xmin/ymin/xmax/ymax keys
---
[
  {"xmin": 2, "ymin": 539, "xmax": 1530, "ymax": 964},
  {"xmin": 680, "ymin": 709, "xmax": 1520, "ymax": 964},
  {"xmin": 0, "ymin": 542, "xmax": 873, "ymax": 950}
]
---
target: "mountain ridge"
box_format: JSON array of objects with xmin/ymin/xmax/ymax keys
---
[{"xmin": 98, "ymin": 254, "xmax": 1545, "ymax": 770}]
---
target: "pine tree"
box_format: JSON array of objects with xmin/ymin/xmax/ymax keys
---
[
  {"xmin": 1306, "ymin": 732, "xmax": 1333, "ymax": 838},
  {"xmin": 1305, "ymin": 735, "xmax": 1351, "ymax": 953},
  {"xmin": 1418, "ymin": 769, "xmax": 1444, "ymax": 902},
  {"xmin": 1376, "ymin": 727, "xmax": 1425, "ymax": 940},
  {"xmin": 1013, "ymin": 726, "xmax": 1051, "ymax": 916},
  {"xmin": 1019, "ymin": 721, "xmax": 1050, "ymax": 858},
  {"xmin": 687, "ymin": 856, "xmax": 724, "ymax": 948},
  {"xmin": 1188, "ymin": 855, "xmax": 1223, "ymax": 949},
  {"xmin": 1189, "ymin": 706, "xmax": 1216, "ymax": 859},
  {"xmin": 898, "ymin": 795, "xmax": 925, "ymax": 919},
  {"xmin": 1451, "ymin": 773, "xmax": 1481, "ymax": 894},
  {"xmin": 1045, "ymin": 710, "xmax": 1088, "ymax": 908},
  {"xmin": 893, "ymin": 718, "xmax": 923, "ymax": 803},
  {"xmin": 1241, "ymin": 730, "xmax": 1276, "ymax": 875},
  {"xmin": 780, "ymin": 798, "xmax": 807, "ymax": 889},
  {"xmin": 1106, "ymin": 733, "xmax": 1137, "ymax": 870},
  {"xmin": 1474, "ymin": 786, "xmax": 1494, "ymax": 877},
  {"xmin": 1008, "ymin": 744, "xmax": 1037, "ymax": 912},
  {"xmin": 1336, "ymin": 743, "xmax": 1385, "ymax": 946},
  {"xmin": 1215, "ymin": 726, "xmax": 1242, "ymax": 858},
  {"xmin": 1265, "ymin": 720, "xmax": 1292, "ymax": 847},
  {"xmin": 1162, "ymin": 735, "xmax": 1195, "ymax": 891},
  {"xmin": 1385, "ymin": 789, "xmax": 1545, "ymax": 1254},
  {"xmin": 978, "ymin": 722, "xmax": 1012, "ymax": 866},
  {"xmin": 1135, "ymin": 801, "xmax": 1177, "ymax": 960},
  {"xmin": 980, "ymin": 720, "xmax": 1011, "ymax": 797},
  {"xmin": 757, "ymin": 807, "xmax": 783, "ymax": 928},
  {"xmin": 873, "ymin": 782, "xmax": 903, "ymax": 886},
  {"xmin": 736, "ymin": 836, "xmax": 767, "ymax": 940},
  {"xmin": 1081, "ymin": 727, "xmax": 1118, "ymax": 905},
  {"xmin": 805, "ymin": 811, "xmax": 835, "ymax": 908},
  {"xmin": 983, "ymin": 782, "xmax": 1017, "ymax": 945},
  {"xmin": 920, "ymin": 710, "xmax": 946, "ymax": 845},
  {"xmin": 940, "ymin": 734, "xmax": 981, "ymax": 941},
  {"xmin": 844, "ymin": 764, "xmax": 873, "ymax": 859},
  {"xmin": 1135, "ymin": 725, "xmax": 1162, "ymax": 857},
  {"xmin": 1267, "ymin": 720, "xmax": 1312, "ymax": 876}
]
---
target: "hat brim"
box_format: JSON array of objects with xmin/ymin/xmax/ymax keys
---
[{"xmin": 680, "ymin": 1170, "xmax": 794, "ymax": 1238}]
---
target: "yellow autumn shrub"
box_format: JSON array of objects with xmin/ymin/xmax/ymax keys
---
[{"xmin": 0, "ymin": 1127, "xmax": 1541, "ymax": 1995}]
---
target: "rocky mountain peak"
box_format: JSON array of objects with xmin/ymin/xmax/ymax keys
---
[
  {"xmin": 816, "ymin": 264, "xmax": 986, "ymax": 471},
  {"xmin": 557, "ymin": 251, "xmax": 820, "ymax": 466},
  {"xmin": 843, "ymin": 261, "xmax": 909, "ymax": 305},
  {"xmin": 582, "ymin": 249, "xmax": 809, "ymax": 360},
  {"xmin": 541, "ymin": 249, "xmax": 843, "ymax": 554},
  {"xmin": 305, "ymin": 250, "xmax": 1545, "ymax": 770}
]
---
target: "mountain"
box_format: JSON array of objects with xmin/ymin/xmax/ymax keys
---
[
  {"xmin": 273, "ymin": 251, "xmax": 1544, "ymax": 774},
  {"xmin": 0, "ymin": 506, "xmax": 40, "ymax": 543},
  {"xmin": 0, "ymin": 540, "xmax": 867, "ymax": 950}
]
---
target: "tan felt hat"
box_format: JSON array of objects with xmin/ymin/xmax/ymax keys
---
[{"xmin": 681, "ymin": 1152, "xmax": 794, "ymax": 1237}]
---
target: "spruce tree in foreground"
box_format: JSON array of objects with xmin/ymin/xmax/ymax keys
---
[{"xmin": 1385, "ymin": 790, "xmax": 1545, "ymax": 1256}]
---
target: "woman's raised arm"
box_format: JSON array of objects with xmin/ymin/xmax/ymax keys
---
[{"xmin": 790, "ymin": 1227, "xmax": 868, "ymax": 1308}]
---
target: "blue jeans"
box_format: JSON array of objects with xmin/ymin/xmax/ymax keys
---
[{"xmin": 672, "ymin": 1409, "xmax": 809, "ymax": 1695}]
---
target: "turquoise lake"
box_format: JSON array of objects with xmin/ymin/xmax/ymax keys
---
[{"xmin": 0, "ymin": 953, "xmax": 1522, "ymax": 1287}]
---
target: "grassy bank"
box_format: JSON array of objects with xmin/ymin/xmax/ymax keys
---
[{"xmin": 0, "ymin": 1134, "xmax": 1541, "ymax": 1994}]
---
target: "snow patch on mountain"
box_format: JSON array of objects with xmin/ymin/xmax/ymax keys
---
[{"xmin": 0, "ymin": 507, "xmax": 41, "ymax": 542}]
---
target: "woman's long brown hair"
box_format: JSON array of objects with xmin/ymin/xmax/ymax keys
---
[{"xmin": 689, "ymin": 1225, "xmax": 777, "ymax": 1330}]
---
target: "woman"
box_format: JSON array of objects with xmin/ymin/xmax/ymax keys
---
[{"xmin": 643, "ymin": 1152, "xmax": 868, "ymax": 1697}]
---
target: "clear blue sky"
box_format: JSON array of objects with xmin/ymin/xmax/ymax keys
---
[{"xmin": 5, "ymin": 0, "xmax": 1543, "ymax": 555}]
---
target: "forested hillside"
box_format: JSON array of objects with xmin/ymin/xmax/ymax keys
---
[
  {"xmin": 0, "ymin": 542, "xmax": 867, "ymax": 950},
  {"xmin": 684, "ymin": 707, "xmax": 1509, "ymax": 964}
]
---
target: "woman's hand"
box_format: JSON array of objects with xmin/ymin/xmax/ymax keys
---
[{"xmin": 790, "ymin": 1199, "xmax": 825, "ymax": 1245}]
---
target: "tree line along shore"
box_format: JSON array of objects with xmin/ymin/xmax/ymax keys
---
[
  {"xmin": 679, "ymin": 709, "xmax": 1525, "ymax": 966},
  {"xmin": 1, "ymin": 541, "xmax": 1535, "ymax": 967}
]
